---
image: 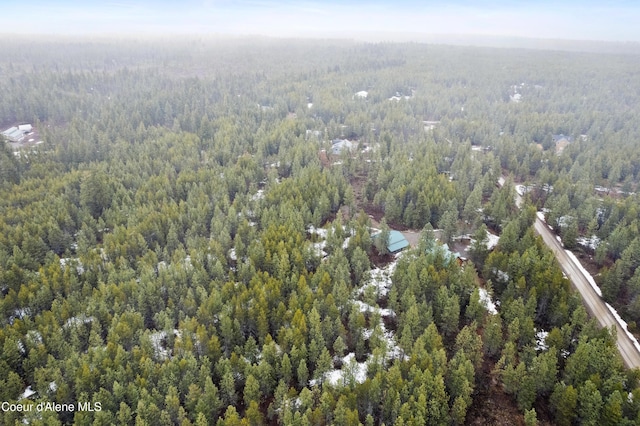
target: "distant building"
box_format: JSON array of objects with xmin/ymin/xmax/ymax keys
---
[
  {"xmin": 423, "ymin": 120, "xmax": 440, "ymax": 131},
  {"xmin": 552, "ymin": 134, "xmax": 573, "ymax": 153},
  {"xmin": 354, "ymin": 91, "xmax": 368, "ymax": 99},
  {"xmin": 331, "ymin": 139, "xmax": 355, "ymax": 155},
  {"xmin": 441, "ymin": 243, "xmax": 465, "ymax": 265},
  {"xmin": 2, "ymin": 124, "xmax": 32, "ymax": 142}
]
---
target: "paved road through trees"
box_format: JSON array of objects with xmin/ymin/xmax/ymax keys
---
[
  {"xmin": 533, "ymin": 216, "xmax": 640, "ymax": 368},
  {"xmin": 499, "ymin": 176, "xmax": 640, "ymax": 368}
]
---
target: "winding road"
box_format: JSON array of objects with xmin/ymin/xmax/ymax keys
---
[{"xmin": 500, "ymin": 177, "xmax": 640, "ymax": 368}]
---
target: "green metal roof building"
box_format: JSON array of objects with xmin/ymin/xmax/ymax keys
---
[
  {"xmin": 387, "ymin": 231, "xmax": 409, "ymax": 253},
  {"xmin": 372, "ymin": 229, "xmax": 410, "ymax": 253}
]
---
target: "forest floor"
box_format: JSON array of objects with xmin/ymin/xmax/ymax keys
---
[{"xmin": 466, "ymin": 358, "xmax": 554, "ymax": 426}]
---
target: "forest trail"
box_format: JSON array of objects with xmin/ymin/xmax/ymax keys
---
[{"xmin": 501, "ymin": 176, "xmax": 640, "ymax": 369}]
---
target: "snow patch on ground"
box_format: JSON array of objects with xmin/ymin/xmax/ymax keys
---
[
  {"xmin": 353, "ymin": 296, "xmax": 403, "ymax": 361},
  {"xmin": 342, "ymin": 236, "xmax": 351, "ymax": 250},
  {"xmin": 485, "ymin": 233, "xmax": 500, "ymax": 250},
  {"xmin": 64, "ymin": 315, "xmax": 94, "ymax": 328},
  {"xmin": 312, "ymin": 256, "xmax": 406, "ymax": 387},
  {"xmin": 381, "ymin": 327, "xmax": 405, "ymax": 360},
  {"xmin": 26, "ymin": 330, "xmax": 43, "ymax": 344},
  {"xmin": 307, "ymin": 225, "xmax": 328, "ymax": 258},
  {"xmin": 323, "ymin": 353, "xmax": 368, "ymax": 386},
  {"xmin": 251, "ymin": 189, "xmax": 265, "ymax": 201},
  {"xmin": 307, "ymin": 225, "xmax": 328, "ymax": 239},
  {"xmin": 577, "ymin": 235, "xmax": 601, "ymax": 250},
  {"xmin": 150, "ymin": 331, "xmax": 170, "ymax": 360},
  {"xmin": 60, "ymin": 257, "xmax": 85, "ymax": 274},
  {"xmin": 311, "ymin": 241, "xmax": 327, "ymax": 258},
  {"xmin": 535, "ymin": 329, "xmax": 549, "ymax": 351},
  {"xmin": 388, "ymin": 95, "xmax": 411, "ymax": 102},
  {"xmin": 19, "ymin": 386, "xmax": 36, "ymax": 400},
  {"xmin": 14, "ymin": 308, "xmax": 31, "ymax": 320},
  {"xmin": 307, "ymin": 225, "xmax": 355, "ymax": 259},
  {"xmin": 360, "ymin": 262, "xmax": 396, "ymax": 297},
  {"xmin": 479, "ymin": 288, "xmax": 498, "ymax": 314},
  {"xmin": 354, "ymin": 300, "xmax": 395, "ymax": 318},
  {"xmin": 492, "ymin": 268, "xmax": 510, "ymax": 283},
  {"xmin": 557, "ymin": 215, "xmax": 573, "ymax": 228},
  {"xmin": 353, "ymin": 300, "xmax": 375, "ymax": 313}
]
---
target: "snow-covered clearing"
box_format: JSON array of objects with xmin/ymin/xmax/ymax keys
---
[
  {"xmin": 479, "ymin": 288, "xmax": 498, "ymax": 315},
  {"xmin": 320, "ymin": 353, "xmax": 369, "ymax": 386}
]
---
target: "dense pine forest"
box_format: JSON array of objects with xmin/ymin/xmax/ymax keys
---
[{"xmin": 1, "ymin": 36, "xmax": 640, "ymax": 425}]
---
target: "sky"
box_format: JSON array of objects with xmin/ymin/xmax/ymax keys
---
[{"xmin": 3, "ymin": 0, "xmax": 640, "ymax": 42}]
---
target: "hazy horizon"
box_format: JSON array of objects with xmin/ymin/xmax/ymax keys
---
[{"xmin": 3, "ymin": 0, "xmax": 640, "ymax": 43}]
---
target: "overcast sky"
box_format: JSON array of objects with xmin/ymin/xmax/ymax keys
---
[{"xmin": 3, "ymin": 0, "xmax": 640, "ymax": 42}]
